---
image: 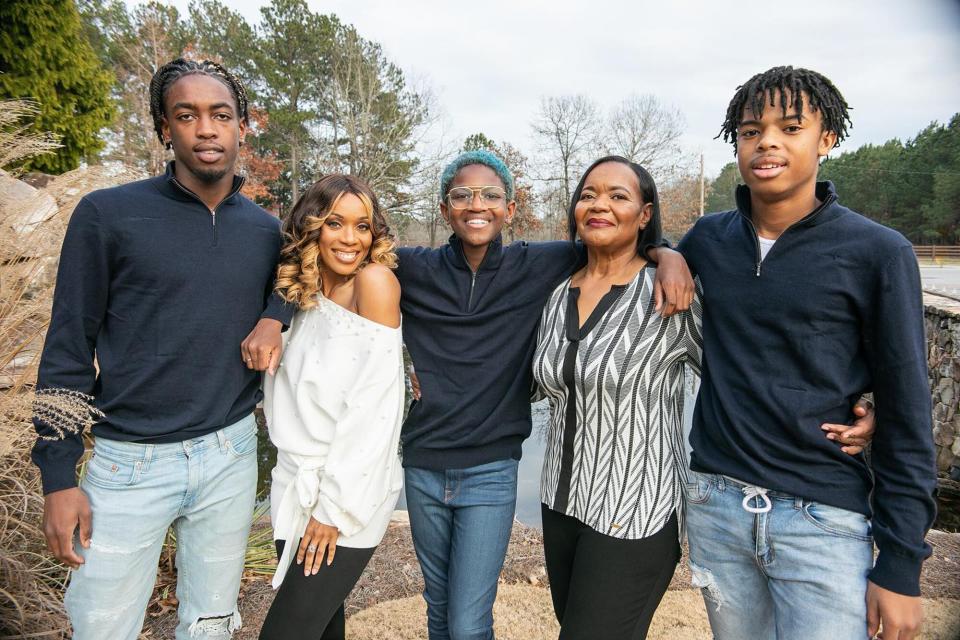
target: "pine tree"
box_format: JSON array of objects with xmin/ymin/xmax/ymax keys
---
[{"xmin": 0, "ymin": 0, "xmax": 115, "ymax": 173}]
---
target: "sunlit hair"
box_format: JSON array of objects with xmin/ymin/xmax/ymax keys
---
[
  {"xmin": 567, "ymin": 155, "xmax": 663, "ymax": 256},
  {"xmin": 275, "ymin": 175, "xmax": 397, "ymax": 310}
]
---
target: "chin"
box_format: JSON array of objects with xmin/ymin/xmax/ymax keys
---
[{"xmin": 188, "ymin": 163, "xmax": 231, "ymax": 184}]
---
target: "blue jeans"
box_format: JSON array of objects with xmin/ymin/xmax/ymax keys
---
[
  {"xmin": 405, "ymin": 458, "xmax": 519, "ymax": 640},
  {"xmin": 684, "ymin": 471, "xmax": 874, "ymax": 640},
  {"xmin": 64, "ymin": 414, "xmax": 258, "ymax": 640}
]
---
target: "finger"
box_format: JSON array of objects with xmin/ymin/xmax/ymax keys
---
[
  {"xmin": 311, "ymin": 541, "xmax": 329, "ymax": 575},
  {"xmin": 326, "ymin": 539, "xmax": 336, "ymax": 566},
  {"xmin": 79, "ymin": 504, "xmax": 92, "ymax": 548},
  {"xmin": 866, "ymin": 598, "xmax": 881, "ymax": 638},
  {"xmin": 296, "ymin": 536, "xmax": 309, "ymax": 565},
  {"xmin": 653, "ymin": 280, "xmax": 664, "ymax": 312},
  {"xmin": 841, "ymin": 445, "xmax": 865, "ymax": 455},
  {"xmin": 267, "ymin": 349, "xmax": 280, "ymax": 376},
  {"xmin": 58, "ymin": 527, "xmax": 83, "ymax": 568}
]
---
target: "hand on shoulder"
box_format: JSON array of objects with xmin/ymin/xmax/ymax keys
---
[{"xmin": 355, "ymin": 263, "xmax": 401, "ymax": 328}]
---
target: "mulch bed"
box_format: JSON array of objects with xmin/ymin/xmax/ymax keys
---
[{"xmin": 141, "ymin": 522, "xmax": 960, "ymax": 639}]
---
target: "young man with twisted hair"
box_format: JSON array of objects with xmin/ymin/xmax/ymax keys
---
[
  {"xmin": 679, "ymin": 66, "xmax": 937, "ymax": 640},
  {"xmin": 32, "ymin": 58, "xmax": 290, "ymax": 639}
]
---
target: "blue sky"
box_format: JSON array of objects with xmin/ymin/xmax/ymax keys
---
[{"xmin": 150, "ymin": 0, "xmax": 960, "ymax": 177}]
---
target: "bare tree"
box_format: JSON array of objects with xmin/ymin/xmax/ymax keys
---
[
  {"xmin": 606, "ymin": 94, "xmax": 685, "ymax": 175},
  {"xmin": 531, "ymin": 95, "xmax": 601, "ymax": 222}
]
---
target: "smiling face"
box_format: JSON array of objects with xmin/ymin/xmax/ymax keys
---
[
  {"xmin": 160, "ymin": 73, "xmax": 245, "ymax": 187},
  {"xmin": 574, "ymin": 161, "xmax": 652, "ymax": 254},
  {"xmin": 318, "ymin": 192, "xmax": 374, "ymax": 278},
  {"xmin": 736, "ymin": 89, "xmax": 836, "ymax": 205},
  {"xmin": 440, "ymin": 164, "xmax": 516, "ymax": 250}
]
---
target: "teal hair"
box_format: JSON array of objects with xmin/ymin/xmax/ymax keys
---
[{"xmin": 439, "ymin": 150, "xmax": 515, "ymax": 202}]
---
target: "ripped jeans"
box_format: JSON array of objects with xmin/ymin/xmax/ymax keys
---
[
  {"xmin": 64, "ymin": 414, "xmax": 258, "ymax": 640},
  {"xmin": 684, "ymin": 471, "xmax": 873, "ymax": 640}
]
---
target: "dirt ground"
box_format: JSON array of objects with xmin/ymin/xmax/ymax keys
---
[{"xmin": 141, "ymin": 522, "xmax": 960, "ymax": 639}]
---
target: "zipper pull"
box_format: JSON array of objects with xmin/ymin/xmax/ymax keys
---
[{"xmin": 755, "ymin": 262, "xmax": 761, "ymax": 277}]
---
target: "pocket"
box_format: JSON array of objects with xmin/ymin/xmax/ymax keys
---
[
  {"xmin": 683, "ymin": 471, "xmax": 714, "ymax": 505},
  {"xmin": 225, "ymin": 425, "xmax": 258, "ymax": 459},
  {"xmin": 83, "ymin": 448, "xmax": 145, "ymax": 488},
  {"xmin": 801, "ymin": 501, "xmax": 872, "ymax": 541}
]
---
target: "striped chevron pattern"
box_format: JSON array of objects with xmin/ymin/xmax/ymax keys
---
[{"xmin": 534, "ymin": 266, "xmax": 703, "ymax": 540}]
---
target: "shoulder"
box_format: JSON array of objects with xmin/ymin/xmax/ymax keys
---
[
  {"xmin": 832, "ymin": 206, "xmax": 911, "ymax": 252},
  {"xmin": 356, "ymin": 263, "xmax": 401, "ymax": 328},
  {"xmin": 235, "ymin": 194, "xmax": 282, "ymax": 231}
]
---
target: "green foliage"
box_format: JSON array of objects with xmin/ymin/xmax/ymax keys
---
[
  {"xmin": 705, "ymin": 162, "xmax": 739, "ymax": 213},
  {"xmin": 820, "ymin": 114, "xmax": 960, "ymax": 242},
  {"xmin": 0, "ymin": 0, "xmax": 115, "ymax": 173}
]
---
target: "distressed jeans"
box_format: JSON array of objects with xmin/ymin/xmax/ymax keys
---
[
  {"xmin": 405, "ymin": 458, "xmax": 519, "ymax": 640},
  {"xmin": 684, "ymin": 470, "xmax": 874, "ymax": 640},
  {"xmin": 64, "ymin": 414, "xmax": 258, "ymax": 640}
]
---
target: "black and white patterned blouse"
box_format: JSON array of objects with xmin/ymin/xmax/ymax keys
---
[{"xmin": 533, "ymin": 265, "xmax": 703, "ymax": 539}]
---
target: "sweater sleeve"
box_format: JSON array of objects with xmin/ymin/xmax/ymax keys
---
[
  {"xmin": 309, "ymin": 331, "xmax": 404, "ymax": 537},
  {"xmin": 682, "ymin": 279, "xmax": 704, "ymax": 377},
  {"xmin": 862, "ymin": 245, "xmax": 937, "ymax": 596},
  {"xmin": 31, "ymin": 197, "xmax": 110, "ymax": 494}
]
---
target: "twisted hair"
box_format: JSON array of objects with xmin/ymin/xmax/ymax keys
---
[
  {"xmin": 275, "ymin": 175, "xmax": 397, "ymax": 310},
  {"xmin": 719, "ymin": 66, "xmax": 851, "ymax": 153},
  {"xmin": 149, "ymin": 58, "xmax": 250, "ymax": 149}
]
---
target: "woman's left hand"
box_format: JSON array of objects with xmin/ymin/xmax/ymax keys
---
[
  {"xmin": 297, "ymin": 516, "xmax": 339, "ymax": 576},
  {"xmin": 650, "ymin": 247, "xmax": 694, "ymax": 317}
]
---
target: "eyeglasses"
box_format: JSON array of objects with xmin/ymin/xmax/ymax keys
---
[{"xmin": 446, "ymin": 186, "xmax": 507, "ymax": 210}]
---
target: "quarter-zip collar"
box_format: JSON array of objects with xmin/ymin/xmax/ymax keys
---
[
  {"xmin": 447, "ymin": 233, "xmax": 505, "ymax": 273},
  {"xmin": 735, "ymin": 181, "xmax": 839, "ymax": 276},
  {"xmin": 157, "ymin": 160, "xmax": 245, "ymax": 210}
]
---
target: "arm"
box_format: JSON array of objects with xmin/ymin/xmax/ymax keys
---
[
  {"xmin": 240, "ymin": 228, "xmax": 297, "ymax": 375},
  {"xmin": 646, "ymin": 246, "xmax": 694, "ymax": 317},
  {"xmin": 862, "ymin": 246, "xmax": 936, "ymax": 638},
  {"xmin": 31, "ymin": 197, "xmax": 109, "ymax": 566},
  {"xmin": 820, "ymin": 396, "xmax": 875, "ymax": 455}
]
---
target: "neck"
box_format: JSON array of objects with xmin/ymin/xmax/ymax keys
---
[
  {"xmin": 320, "ymin": 268, "xmax": 352, "ymax": 298},
  {"xmin": 461, "ymin": 242, "xmax": 489, "ymax": 272},
  {"xmin": 173, "ymin": 161, "xmax": 235, "ymax": 211},
  {"xmin": 583, "ymin": 244, "xmax": 644, "ymax": 281},
  {"xmin": 750, "ymin": 184, "xmax": 820, "ymax": 239}
]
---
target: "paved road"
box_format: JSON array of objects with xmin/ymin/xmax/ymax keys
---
[{"xmin": 920, "ymin": 265, "xmax": 960, "ymax": 295}]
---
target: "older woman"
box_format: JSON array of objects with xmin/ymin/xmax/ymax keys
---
[{"xmin": 533, "ymin": 156, "xmax": 699, "ymax": 639}]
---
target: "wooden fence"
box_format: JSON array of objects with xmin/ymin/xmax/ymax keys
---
[{"xmin": 914, "ymin": 246, "xmax": 960, "ymax": 261}]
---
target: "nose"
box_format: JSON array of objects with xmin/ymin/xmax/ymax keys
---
[
  {"xmin": 756, "ymin": 127, "xmax": 780, "ymax": 151},
  {"xmin": 196, "ymin": 114, "xmax": 217, "ymax": 139},
  {"xmin": 468, "ymin": 191, "xmax": 486, "ymax": 211},
  {"xmin": 342, "ymin": 225, "xmax": 357, "ymax": 243}
]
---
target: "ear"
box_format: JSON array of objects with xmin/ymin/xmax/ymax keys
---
[
  {"xmin": 238, "ymin": 117, "xmax": 247, "ymax": 146},
  {"xmin": 161, "ymin": 115, "xmax": 172, "ymax": 148},
  {"xmin": 440, "ymin": 202, "xmax": 450, "ymax": 224},
  {"xmin": 818, "ymin": 128, "xmax": 838, "ymax": 157},
  {"xmin": 504, "ymin": 200, "xmax": 517, "ymax": 225},
  {"xmin": 638, "ymin": 202, "xmax": 653, "ymax": 229}
]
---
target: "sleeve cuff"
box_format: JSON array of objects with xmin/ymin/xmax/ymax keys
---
[
  {"xmin": 869, "ymin": 550, "xmax": 924, "ymax": 597},
  {"xmin": 261, "ymin": 297, "xmax": 296, "ymax": 328}
]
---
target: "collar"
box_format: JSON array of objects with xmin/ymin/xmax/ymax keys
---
[
  {"xmin": 447, "ymin": 233, "xmax": 505, "ymax": 272},
  {"xmin": 156, "ymin": 160, "xmax": 245, "ymax": 206},
  {"xmin": 735, "ymin": 181, "xmax": 838, "ymax": 228}
]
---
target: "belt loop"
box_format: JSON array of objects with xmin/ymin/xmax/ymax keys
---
[
  {"xmin": 717, "ymin": 475, "xmax": 725, "ymax": 492},
  {"xmin": 795, "ymin": 496, "xmax": 803, "ymax": 510},
  {"xmin": 216, "ymin": 427, "xmax": 228, "ymax": 453}
]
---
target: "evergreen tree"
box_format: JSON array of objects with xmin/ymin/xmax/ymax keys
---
[
  {"xmin": 704, "ymin": 162, "xmax": 739, "ymax": 213},
  {"xmin": 0, "ymin": 0, "xmax": 114, "ymax": 173}
]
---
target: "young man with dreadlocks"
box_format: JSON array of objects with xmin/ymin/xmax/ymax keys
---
[
  {"xmin": 678, "ymin": 66, "xmax": 937, "ymax": 639},
  {"xmin": 31, "ymin": 58, "xmax": 291, "ymax": 639}
]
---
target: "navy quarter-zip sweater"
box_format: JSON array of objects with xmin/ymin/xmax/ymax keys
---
[
  {"xmin": 32, "ymin": 162, "xmax": 293, "ymax": 494},
  {"xmin": 396, "ymin": 235, "xmax": 581, "ymax": 470},
  {"xmin": 678, "ymin": 182, "xmax": 937, "ymax": 596}
]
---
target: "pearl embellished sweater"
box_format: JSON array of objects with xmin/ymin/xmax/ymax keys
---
[{"xmin": 263, "ymin": 294, "xmax": 405, "ymax": 588}]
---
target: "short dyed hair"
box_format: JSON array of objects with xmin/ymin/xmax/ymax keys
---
[
  {"xmin": 719, "ymin": 66, "xmax": 852, "ymax": 154},
  {"xmin": 439, "ymin": 150, "xmax": 515, "ymax": 202}
]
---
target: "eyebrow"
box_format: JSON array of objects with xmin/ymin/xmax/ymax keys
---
[
  {"xmin": 739, "ymin": 113, "xmax": 807, "ymax": 126},
  {"xmin": 171, "ymin": 101, "xmax": 235, "ymax": 112},
  {"xmin": 584, "ymin": 184, "xmax": 632, "ymax": 191}
]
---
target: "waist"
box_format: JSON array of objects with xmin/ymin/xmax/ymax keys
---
[{"xmin": 92, "ymin": 413, "xmax": 256, "ymax": 461}]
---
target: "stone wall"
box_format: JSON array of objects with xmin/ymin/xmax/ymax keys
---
[{"xmin": 925, "ymin": 294, "xmax": 960, "ymax": 473}]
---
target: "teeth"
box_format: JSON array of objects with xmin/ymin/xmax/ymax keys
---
[
  {"xmin": 334, "ymin": 251, "xmax": 358, "ymax": 261},
  {"xmin": 466, "ymin": 219, "xmax": 489, "ymax": 227}
]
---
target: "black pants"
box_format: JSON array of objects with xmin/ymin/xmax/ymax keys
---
[
  {"xmin": 541, "ymin": 504, "xmax": 680, "ymax": 640},
  {"xmin": 258, "ymin": 540, "xmax": 376, "ymax": 640}
]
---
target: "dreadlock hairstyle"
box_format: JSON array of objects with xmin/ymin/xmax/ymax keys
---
[
  {"xmin": 718, "ymin": 66, "xmax": 852, "ymax": 153},
  {"xmin": 148, "ymin": 58, "xmax": 250, "ymax": 149},
  {"xmin": 274, "ymin": 174, "xmax": 398, "ymax": 310}
]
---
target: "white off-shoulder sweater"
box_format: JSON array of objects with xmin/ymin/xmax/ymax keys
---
[{"xmin": 263, "ymin": 293, "xmax": 405, "ymax": 588}]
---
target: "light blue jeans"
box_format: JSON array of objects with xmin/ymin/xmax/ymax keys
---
[
  {"xmin": 405, "ymin": 458, "xmax": 519, "ymax": 640},
  {"xmin": 64, "ymin": 414, "xmax": 258, "ymax": 640},
  {"xmin": 684, "ymin": 470, "xmax": 874, "ymax": 640}
]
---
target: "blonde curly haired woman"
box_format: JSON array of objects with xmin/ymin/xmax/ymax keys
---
[{"xmin": 259, "ymin": 174, "xmax": 403, "ymax": 640}]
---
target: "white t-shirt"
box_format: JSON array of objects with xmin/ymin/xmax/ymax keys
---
[{"xmin": 758, "ymin": 236, "xmax": 776, "ymax": 261}]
